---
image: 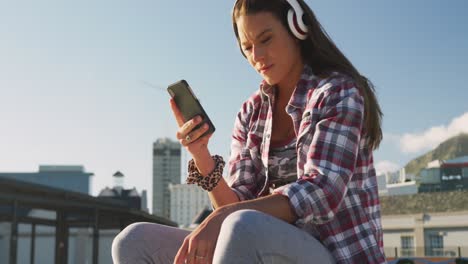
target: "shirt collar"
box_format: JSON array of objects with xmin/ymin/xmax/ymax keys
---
[{"xmin": 259, "ymin": 64, "xmax": 319, "ymax": 109}]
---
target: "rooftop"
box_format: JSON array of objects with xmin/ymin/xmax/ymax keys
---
[
  {"xmin": 98, "ymin": 186, "xmax": 140, "ymax": 198},
  {"xmin": 444, "ymin": 155, "xmax": 468, "ymax": 165},
  {"xmin": 0, "ymin": 176, "xmax": 175, "ymax": 227}
]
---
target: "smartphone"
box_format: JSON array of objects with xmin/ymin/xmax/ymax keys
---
[{"xmin": 167, "ymin": 80, "xmax": 215, "ymax": 137}]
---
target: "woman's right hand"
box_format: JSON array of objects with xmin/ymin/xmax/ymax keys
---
[{"xmin": 169, "ymin": 98, "xmax": 213, "ymax": 159}]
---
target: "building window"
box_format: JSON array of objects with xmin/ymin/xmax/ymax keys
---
[
  {"xmin": 400, "ymin": 236, "xmax": 414, "ymax": 257},
  {"xmin": 428, "ymin": 234, "xmax": 444, "ymax": 256}
]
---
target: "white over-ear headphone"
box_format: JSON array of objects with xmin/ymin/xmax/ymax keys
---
[{"xmin": 285, "ymin": 0, "xmax": 308, "ymax": 40}]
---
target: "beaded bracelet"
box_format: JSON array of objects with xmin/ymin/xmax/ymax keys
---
[{"xmin": 186, "ymin": 155, "xmax": 225, "ymax": 192}]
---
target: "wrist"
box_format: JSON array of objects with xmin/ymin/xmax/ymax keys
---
[
  {"xmin": 186, "ymin": 155, "xmax": 225, "ymax": 191},
  {"xmin": 218, "ymin": 203, "xmax": 238, "ymax": 215},
  {"xmin": 192, "ymin": 146, "xmax": 210, "ymax": 160},
  {"xmin": 213, "ymin": 204, "xmax": 237, "ymax": 222},
  {"xmin": 193, "ymin": 150, "xmax": 215, "ymax": 176}
]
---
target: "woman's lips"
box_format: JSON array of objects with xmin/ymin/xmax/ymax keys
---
[{"xmin": 260, "ymin": 64, "xmax": 273, "ymax": 73}]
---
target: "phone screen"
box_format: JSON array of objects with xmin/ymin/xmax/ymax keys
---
[{"xmin": 167, "ymin": 80, "xmax": 215, "ymax": 136}]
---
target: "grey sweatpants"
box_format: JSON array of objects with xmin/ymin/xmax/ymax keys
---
[{"xmin": 112, "ymin": 209, "xmax": 335, "ymax": 264}]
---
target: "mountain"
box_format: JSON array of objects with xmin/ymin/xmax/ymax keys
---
[{"xmin": 404, "ymin": 133, "xmax": 468, "ymax": 176}]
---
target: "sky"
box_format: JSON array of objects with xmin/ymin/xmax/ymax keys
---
[{"xmin": 1, "ymin": 0, "xmax": 467, "ymax": 213}]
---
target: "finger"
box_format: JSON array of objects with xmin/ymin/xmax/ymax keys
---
[
  {"xmin": 191, "ymin": 123, "xmax": 210, "ymax": 142},
  {"xmin": 187, "ymin": 237, "xmax": 198, "ymax": 264},
  {"xmin": 180, "ymin": 116, "xmax": 203, "ymax": 136},
  {"xmin": 196, "ymin": 128, "xmax": 214, "ymax": 144},
  {"xmin": 179, "ymin": 125, "xmax": 210, "ymax": 148},
  {"xmin": 169, "ymin": 98, "xmax": 185, "ymax": 127},
  {"xmin": 195, "ymin": 242, "xmax": 207, "ymax": 264},
  {"xmin": 174, "ymin": 238, "xmax": 189, "ymax": 264},
  {"xmin": 182, "ymin": 123, "xmax": 210, "ymax": 145},
  {"xmin": 176, "ymin": 116, "xmax": 203, "ymax": 140},
  {"xmin": 179, "ymin": 129, "xmax": 213, "ymax": 148},
  {"xmin": 206, "ymin": 245, "xmax": 215, "ymax": 264}
]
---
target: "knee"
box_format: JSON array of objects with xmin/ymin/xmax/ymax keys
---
[
  {"xmin": 214, "ymin": 210, "xmax": 265, "ymax": 262},
  {"xmin": 220, "ymin": 209, "xmax": 265, "ymax": 237},
  {"xmin": 112, "ymin": 222, "xmax": 150, "ymax": 261}
]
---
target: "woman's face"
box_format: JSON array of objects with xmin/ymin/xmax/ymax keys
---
[{"xmin": 236, "ymin": 11, "xmax": 303, "ymax": 86}]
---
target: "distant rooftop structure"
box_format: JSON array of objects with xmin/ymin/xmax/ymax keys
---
[
  {"xmin": 427, "ymin": 159, "xmax": 442, "ymax": 169},
  {"xmin": 384, "ymin": 181, "xmax": 418, "ymax": 196},
  {"xmin": 99, "ymin": 186, "xmax": 140, "ymax": 198},
  {"xmin": 154, "ymin": 137, "xmax": 180, "ymax": 147},
  {"xmin": 113, "ymin": 171, "xmax": 124, "ymax": 177},
  {"xmin": 0, "ymin": 165, "xmax": 93, "ymax": 194},
  {"xmin": 377, "ymin": 167, "xmax": 416, "ymax": 196},
  {"xmin": 98, "ymin": 186, "xmax": 148, "ymax": 212},
  {"xmin": 98, "ymin": 171, "xmax": 148, "ymax": 212},
  {"xmin": 113, "ymin": 170, "xmax": 125, "ymax": 187},
  {"xmin": 425, "ymin": 156, "xmax": 468, "ymax": 169},
  {"xmin": 419, "ymin": 156, "xmax": 468, "ymax": 193},
  {"xmin": 38, "ymin": 165, "xmax": 89, "ymax": 173},
  {"xmin": 442, "ymin": 155, "xmax": 468, "ymax": 166}
]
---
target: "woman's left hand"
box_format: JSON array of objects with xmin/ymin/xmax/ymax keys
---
[{"xmin": 174, "ymin": 207, "xmax": 232, "ymax": 264}]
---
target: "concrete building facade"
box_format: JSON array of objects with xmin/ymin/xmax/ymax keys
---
[
  {"xmin": 377, "ymin": 168, "xmax": 417, "ymax": 196},
  {"xmin": 382, "ymin": 211, "xmax": 468, "ymax": 258},
  {"xmin": 169, "ymin": 184, "xmax": 211, "ymax": 227},
  {"xmin": 380, "ymin": 190, "xmax": 468, "ymax": 258},
  {"xmin": 153, "ymin": 138, "xmax": 181, "ymax": 219},
  {"xmin": 419, "ymin": 156, "xmax": 468, "ymax": 193}
]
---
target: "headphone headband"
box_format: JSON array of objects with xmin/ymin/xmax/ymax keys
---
[{"xmin": 233, "ymin": 0, "xmax": 309, "ymax": 40}]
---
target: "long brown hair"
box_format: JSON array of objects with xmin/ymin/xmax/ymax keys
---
[{"xmin": 232, "ymin": 0, "xmax": 383, "ymax": 150}]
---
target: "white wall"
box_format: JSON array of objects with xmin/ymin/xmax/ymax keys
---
[
  {"xmin": 170, "ymin": 184, "xmax": 211, "ymax": 227},
  {"xmin": 382, "ymin": 215, "xmax": 416, "ymax": 230},
  {"xmin": 382, "ymin": 211, "xmax": 468, "ymax": 257},
  {"xmin": 424, "ymin": 228, "xmax": 468, "ymax": 257},
  {"xmin": 383, "ymin": 230, "xmax": 415, "ymax": 257},
  {"xmin": 425, "ymin": 214, "xmax": 468, "ymax": 228}
]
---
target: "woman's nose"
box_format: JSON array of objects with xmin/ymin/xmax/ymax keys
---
[{"xmin": 252, "ymin": 45, "xmax": 265, "ymax": 63}]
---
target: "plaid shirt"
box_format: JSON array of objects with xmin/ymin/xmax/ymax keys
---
[{"xmin": 227, "ymin": 64, "xmax": 386, "ymax": 263}]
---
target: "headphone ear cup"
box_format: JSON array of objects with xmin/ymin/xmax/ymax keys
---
[{"xmin": 287, "ymin": 9, "xmax": 307, "ymax": 40}]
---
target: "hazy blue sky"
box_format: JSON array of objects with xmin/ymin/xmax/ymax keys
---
[{"xmin": 1, "ymin": 1, "xmax": 467, "ymax": 212}]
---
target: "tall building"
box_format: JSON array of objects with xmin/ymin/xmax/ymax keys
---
[
  {"xmin": 169, "ymin": 183, "xmax": 211, "ymax": 227},
  {"xmin": 153, "ymin": 138, "xmax": 181, "ymax": 218}
]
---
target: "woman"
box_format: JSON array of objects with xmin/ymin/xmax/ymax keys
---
[{"xmin": 112, "ymin": 0, "xmax": 386, "ymax": 263}]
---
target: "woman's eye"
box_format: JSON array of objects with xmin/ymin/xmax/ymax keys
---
[
  {"xmin": 261, "ymin": 37, "xmax": 271, "ymax": 44},
  {"xmin": 244, "ymin": 47, "xmax": 252, "ymax": 52}
]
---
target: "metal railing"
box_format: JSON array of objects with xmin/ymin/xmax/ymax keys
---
[{"xmin": 384, "ymin": 246, "xmax": 468, "ymax": 258}]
